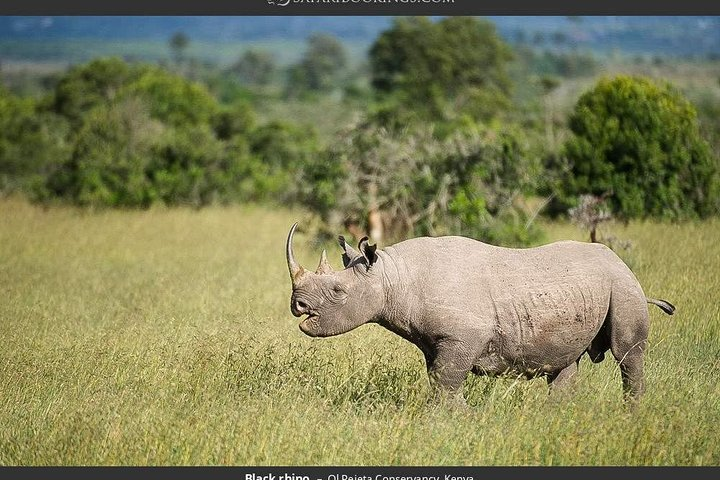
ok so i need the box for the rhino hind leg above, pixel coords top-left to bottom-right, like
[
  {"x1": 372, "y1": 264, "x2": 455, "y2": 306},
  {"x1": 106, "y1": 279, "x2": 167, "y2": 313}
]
[
  {"x1": 606, "y1": 287, "x2": 650, "y2": 402},
  {"x1": 617, "y1": 348, "x2": 645, "y2": 402}
]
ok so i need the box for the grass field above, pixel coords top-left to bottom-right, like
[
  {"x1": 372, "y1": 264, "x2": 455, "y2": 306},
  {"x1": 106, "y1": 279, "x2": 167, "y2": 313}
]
[{"x1": 0, "y1": 197, "x2": 719, "y2": 465}]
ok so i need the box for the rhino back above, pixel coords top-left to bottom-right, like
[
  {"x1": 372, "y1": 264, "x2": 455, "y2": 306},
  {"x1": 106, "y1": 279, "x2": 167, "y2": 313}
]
[{"x1": 387, "y1": 237, "x2": 627, "y2": 374}]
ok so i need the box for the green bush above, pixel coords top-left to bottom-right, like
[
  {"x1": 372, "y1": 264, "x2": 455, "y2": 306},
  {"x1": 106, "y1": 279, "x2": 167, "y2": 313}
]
[
  {"x1": 46, "y1": 97, "x2": 163, "y2": 207},
  {"x1": 444, "y1": 126, "x2": 544, "y2": 246},
  {"x1": 560, "y1": 75, "x2": 720, "y2": 219},
  {"x1": 122, "y1": 66, "x2": 220, "y2": 127},
  {"x1": 45, "y1": 96, "x2": 266, "y2": 208},
  {"x1": 246, "y1": 121, "x2": 321, "y2": 203},
  {"x1": 0, "y1": 87, "x2": 71, "y2": 196},
  {"x1": 52, "y1": 58, "x2": 144, "y2": 127},
  {"x1": 148, "y1": 125, "x2": 231, "y2": 207},
  {"x1": 212, "y1": 101, "x2": 256, "y2": 140}
]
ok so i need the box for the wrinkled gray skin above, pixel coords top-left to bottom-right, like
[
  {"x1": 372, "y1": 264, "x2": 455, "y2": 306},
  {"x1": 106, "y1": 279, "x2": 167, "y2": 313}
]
[{"x1": 286, "y1": 223, "x2": 675, "y2": 404}]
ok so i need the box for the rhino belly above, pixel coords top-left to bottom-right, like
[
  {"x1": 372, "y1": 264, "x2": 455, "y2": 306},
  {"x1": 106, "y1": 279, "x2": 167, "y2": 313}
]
[{"x1": 485, "y1": 279, "x2": 610, "y2": 375}]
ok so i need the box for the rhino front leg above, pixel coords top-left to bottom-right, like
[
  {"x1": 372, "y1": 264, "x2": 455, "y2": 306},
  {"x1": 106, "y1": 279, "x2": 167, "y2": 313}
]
[
  {"x1": 546, "y1": 359, "x2": 580, "y2": 397},
  {"x1": 425, "y1": 341, "x2": 474, "y2": 407}
]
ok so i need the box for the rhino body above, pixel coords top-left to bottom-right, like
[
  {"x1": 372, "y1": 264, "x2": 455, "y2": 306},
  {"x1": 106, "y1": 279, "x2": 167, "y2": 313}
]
[{"x1": 286, "y1": 224, "x2": 674, "y2": 403}]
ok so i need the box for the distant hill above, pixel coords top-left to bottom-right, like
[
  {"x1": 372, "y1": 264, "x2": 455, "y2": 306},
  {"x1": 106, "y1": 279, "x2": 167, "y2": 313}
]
[
  {"x1": 0, "y1": 17, "x2": 395, "y2": 41},
  {"x1": 1, "y1": 16, "x2": 719, "y2": 59}
]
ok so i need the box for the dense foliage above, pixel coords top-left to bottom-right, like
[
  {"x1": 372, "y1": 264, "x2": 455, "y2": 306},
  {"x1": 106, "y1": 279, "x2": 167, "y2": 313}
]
[
  {"x1": 3, "y1": 16, "x2": 720, "y2": 247},
  {"x1": 2, "y1": 58, "x2": 320, "y2": 208},
  {"x1": 287, "y1": 33, "x2": 348, "y2": 95},
  {"x1": 559, "y1": 75, "x2": 720, "y2": 219},
  {"x1": 369, "y1": 17, "x2": 513, "y2": 126},
  {"x1": 299, "y1": 122, "x2": 544, "y2": 246},
  {"x1": 0, "y1": 86, "x2": 71, "y2": 194},
  {"x1": 230, "y1": 50, "x2": 276, "y2": 86}
]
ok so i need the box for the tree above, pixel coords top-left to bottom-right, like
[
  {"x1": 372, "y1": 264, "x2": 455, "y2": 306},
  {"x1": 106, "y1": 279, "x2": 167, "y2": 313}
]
[
  {"x1": 231, "y1": 49, "x2": 276, "y2": 86},
  {"x1": 148, "y1": 124, "x2": 232, "y2": 207},
  {"x1": 169, "y1": 32, "x2": 190, "y2": 65},
  {"x1": 287, "y1": 33, "x2": 347, "y2": 94},
  {"x1": 212, "y1": 101, "x2": 256, "y2": 141},
  {"x1": 568, "y1": 193, "x2": 612, "y2": 243},
  {"x1": 560, "y1": 75, "x2": 720, "y2": 219},
  {"x1": 52, "y1": 57, "x2": 143, "y2": 126},
  {"x1": 3, "y1": 56, "x2": 328, "y2": 209},
  {"x1": 246, "y1": 121, "x2": 321, "y2": 202},
  {"x1": 368, "y1": 16, "x2": 513, "y2": 125},
  {"x1": 551, "y1": 31, "x2": 568, "y2": 46},
  {"x1": 51, "y1": 58, "x2": 219, "y2": 129},
  {"x1": 0, "y1": 87, "x2": 71, "y2": 195},
  {"x1": 47, "y1": 97, "x2": 164, "y2": 207},
  {"x1": 122, "y1": 66, "x2": 220, "y2": 127}
]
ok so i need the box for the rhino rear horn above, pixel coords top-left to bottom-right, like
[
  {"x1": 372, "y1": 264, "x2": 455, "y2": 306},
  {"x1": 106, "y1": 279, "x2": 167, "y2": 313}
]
[{"x1": 315, "y1": 249, "x2": 333, "y2": 275}]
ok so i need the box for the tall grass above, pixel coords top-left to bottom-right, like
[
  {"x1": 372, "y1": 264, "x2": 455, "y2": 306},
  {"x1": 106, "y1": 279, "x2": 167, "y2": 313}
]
[{"x1": 0, "y1": 197, "x2": 718, "y2": 465}]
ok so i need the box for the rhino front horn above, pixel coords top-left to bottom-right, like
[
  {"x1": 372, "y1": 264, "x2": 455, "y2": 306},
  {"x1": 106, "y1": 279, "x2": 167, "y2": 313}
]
[{"x1": 286, "y1": 222, "x2": 305, "y2": 287}]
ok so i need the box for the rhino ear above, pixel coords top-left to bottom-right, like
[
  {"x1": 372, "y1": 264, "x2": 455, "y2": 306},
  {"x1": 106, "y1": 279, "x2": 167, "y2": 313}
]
[
  {"x1": 338, "y1": 235, "x2": 362, "y2": 268},
  {"x1": 358, "y1": 236, "x2": 378, "y2": 268}
]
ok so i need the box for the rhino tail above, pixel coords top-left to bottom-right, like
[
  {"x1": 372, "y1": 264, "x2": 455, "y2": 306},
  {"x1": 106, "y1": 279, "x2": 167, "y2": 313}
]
[{"x1": 646, "y1": 297, "x2": 676, "y2": 315}]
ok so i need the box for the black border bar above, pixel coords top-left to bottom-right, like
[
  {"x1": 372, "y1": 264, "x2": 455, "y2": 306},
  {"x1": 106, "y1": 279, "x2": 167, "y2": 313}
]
[{"x1": 1, "y1": 1, "x2": 720, "y2": 15}]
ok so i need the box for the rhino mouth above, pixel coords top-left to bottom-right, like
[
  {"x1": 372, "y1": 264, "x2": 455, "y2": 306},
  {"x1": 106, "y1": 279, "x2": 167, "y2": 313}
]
[{"x1": 299, "y1": 313, "x2": 321, "y2": 337}]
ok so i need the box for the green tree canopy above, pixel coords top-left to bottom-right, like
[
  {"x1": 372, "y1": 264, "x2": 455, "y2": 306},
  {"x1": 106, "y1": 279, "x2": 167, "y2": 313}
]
[
  {"x1": 0, "y1": 86, "x2": 71, "y2": 194},
  {"x1": 52, "y1": 57, "x2": 143, "y2": 126},
  {"x1": 47, "y1": 97, "x2": 163, "y2": 207},
  {"x1": 231, "y1": 49, "x2": 276, "y2": 86},
  {"x1": 122, "y1": 66, "x2": 220, "y2": 127},
  {"x1": 169, "y1": 31, "x2": 190, "y2": 64},
  {"x1": 561, "y1": 75, "x2": 720, "y2": 219},
  {"x1": 369, "y1": 16, "x2": 514, "y2": 124},
  {"x1": 287, "y1": 33, "x2": 347, "y2": 94},
  {"x1": 50, "y1": 58, "x2": 219, "y2": 129}
]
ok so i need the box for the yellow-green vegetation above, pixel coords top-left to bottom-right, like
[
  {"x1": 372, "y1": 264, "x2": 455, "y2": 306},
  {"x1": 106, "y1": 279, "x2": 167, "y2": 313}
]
[{"x1": 0, "y1": 197, "x2": 718, "y2": 465}]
